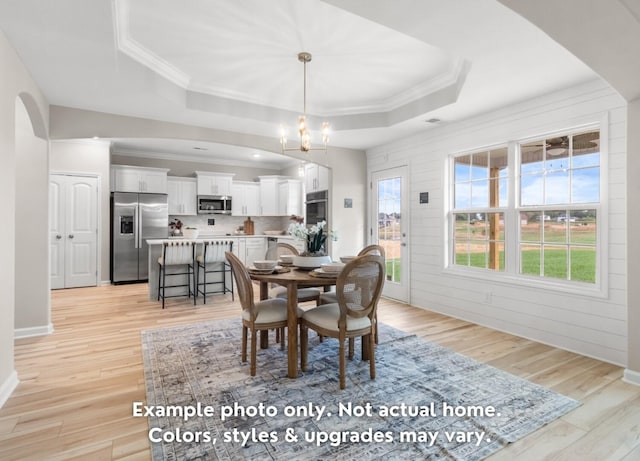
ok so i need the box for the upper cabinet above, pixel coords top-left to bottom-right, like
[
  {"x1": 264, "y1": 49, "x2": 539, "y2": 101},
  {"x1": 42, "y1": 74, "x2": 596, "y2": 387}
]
[
  {"x1": 258, "y1": 176, "x2": 282, "y2": 216},
  {"x1": 195, "y1": 171, "x2": 234, "y2": 196},
  {"x1": 111, "y1": 165, "x2": 169, "y2": 193},
  {"x1": 232, "y1": 181, "x2": 260, "y2": 216},
  {"x1": 167, "y1": 177, "x2": 197, "y2": 215},
  {"x1": 304, "y1": 163, "x2": 329, "y2": 192},
  {"x1": 278, "y1": 179, "x2": 302, "y2": 217}
]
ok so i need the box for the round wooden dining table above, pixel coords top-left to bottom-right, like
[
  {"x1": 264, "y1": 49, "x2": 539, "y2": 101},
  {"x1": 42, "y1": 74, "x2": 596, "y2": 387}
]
[{"x1": 249, "y1": 268, "x2": 337, "y2": 378}]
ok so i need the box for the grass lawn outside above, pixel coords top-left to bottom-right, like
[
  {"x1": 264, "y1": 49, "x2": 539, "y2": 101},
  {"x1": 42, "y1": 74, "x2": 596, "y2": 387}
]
[{"x1": 455, "y1": 248, "x2": 595, "y2": 282}]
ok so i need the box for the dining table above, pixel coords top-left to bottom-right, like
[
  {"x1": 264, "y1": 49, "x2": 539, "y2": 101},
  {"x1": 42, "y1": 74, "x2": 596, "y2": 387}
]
[{"x1": 249, "y1": 267, "x2": 337, "y2": 378}]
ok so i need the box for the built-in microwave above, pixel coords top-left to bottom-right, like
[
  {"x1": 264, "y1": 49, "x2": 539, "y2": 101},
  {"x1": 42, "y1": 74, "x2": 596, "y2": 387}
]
[{"x1": 197, "y1": 195, "x2": 232, "y2": 214}]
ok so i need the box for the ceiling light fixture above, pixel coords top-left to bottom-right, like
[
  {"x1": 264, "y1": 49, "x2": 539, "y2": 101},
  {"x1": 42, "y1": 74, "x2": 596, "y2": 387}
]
[{"x1": 280, "y1": 52, "x2": 329, "y2": 154}]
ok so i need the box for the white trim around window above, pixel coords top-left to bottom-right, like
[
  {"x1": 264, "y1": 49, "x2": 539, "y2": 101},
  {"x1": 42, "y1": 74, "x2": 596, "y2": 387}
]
[{"x1": 445, "y1": 115, "x2": 608, "y2": 299}]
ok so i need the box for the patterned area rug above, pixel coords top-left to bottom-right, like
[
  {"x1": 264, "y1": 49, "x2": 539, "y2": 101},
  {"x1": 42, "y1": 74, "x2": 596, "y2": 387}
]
[{"x1": 141, "y1": 318, "x2": 579, "y2": 460}]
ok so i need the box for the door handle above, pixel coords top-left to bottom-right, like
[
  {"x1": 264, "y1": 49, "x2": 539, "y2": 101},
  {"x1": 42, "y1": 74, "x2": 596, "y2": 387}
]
[
  {"x1": 56, "y1": 234, "x2": 62, "y2": 239},
  {"x1": 68, "y1": 234, "x2": 74, "y2": 239},
  {"x1": 401, "y1": 243, "x2": 406, "y2": 247}
]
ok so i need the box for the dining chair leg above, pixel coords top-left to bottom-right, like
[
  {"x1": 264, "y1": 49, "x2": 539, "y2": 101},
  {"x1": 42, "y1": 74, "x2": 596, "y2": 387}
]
[
  {"x1": 241, "y1": 326, "x2": 248, "y2": 362},
  {"x1": 339, "y1": 337, "x2": 346, "y2": 390},
  {"x1": 279, "y1": 327, "x2": 285, "y2": 351},
  {"x1": 362, "y1": 334, "x2": 370, "y2": 361},
  {"x1": 374, "y1": 315, "x2": 379, "y2": 344},
  {"x1": 348, "y1": 337, "x2": 355, "y2": 360},
  {"x1": 369, "y1": 332, "x2": 376, "y2": 380},
  {"x1": 300, "y1": 326, "x2": 308, "y2": 372},
  {"x1": 250, "y1": 329, "x2": 258, "y2": 376}
]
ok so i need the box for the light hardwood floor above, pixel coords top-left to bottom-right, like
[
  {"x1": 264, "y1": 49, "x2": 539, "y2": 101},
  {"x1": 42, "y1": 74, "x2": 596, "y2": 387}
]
[{"x1": 1, "y1": 283, "x2": 639, "y2": 460}]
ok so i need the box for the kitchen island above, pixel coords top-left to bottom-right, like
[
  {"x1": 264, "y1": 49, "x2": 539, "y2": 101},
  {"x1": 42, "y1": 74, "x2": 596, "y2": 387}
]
[{"x1": 146, "y1": 234, "x2": 298, "y2": 301}]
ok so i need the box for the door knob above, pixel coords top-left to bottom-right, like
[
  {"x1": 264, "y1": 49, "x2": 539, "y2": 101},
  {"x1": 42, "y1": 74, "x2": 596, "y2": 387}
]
[
  {"x1": 56, "y1": 234, "x2": 62, "y2": 239},
  {"x1": 68, "y1": 234, "x2": 74, "y2": 239}
]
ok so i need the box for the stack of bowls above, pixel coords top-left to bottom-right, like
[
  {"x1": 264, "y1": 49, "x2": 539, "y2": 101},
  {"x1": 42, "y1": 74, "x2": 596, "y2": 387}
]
[{"x1": 253, "y1": 260, "x2": 277, "y2": 271}]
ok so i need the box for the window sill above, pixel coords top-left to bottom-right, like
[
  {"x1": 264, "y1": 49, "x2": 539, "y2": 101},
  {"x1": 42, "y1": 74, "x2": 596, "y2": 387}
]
[{"x1": 443, "y1": 265, "x2": 607, "y2": 299}]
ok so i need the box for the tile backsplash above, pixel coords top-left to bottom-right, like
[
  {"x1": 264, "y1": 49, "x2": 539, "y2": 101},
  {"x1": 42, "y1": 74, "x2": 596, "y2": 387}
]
[{"x1": 169, "y1": 214, "x2": 291, "y2": 236}]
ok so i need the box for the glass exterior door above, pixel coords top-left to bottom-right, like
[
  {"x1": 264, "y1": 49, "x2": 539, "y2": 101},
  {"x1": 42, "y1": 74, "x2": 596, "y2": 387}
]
[{"x1": 371, "y1": 166, "x2": 408, "y2": 302}]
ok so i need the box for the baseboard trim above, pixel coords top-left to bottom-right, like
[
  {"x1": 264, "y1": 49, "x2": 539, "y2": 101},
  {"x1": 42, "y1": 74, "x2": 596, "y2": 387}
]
[
  {"x1": 99, "y1": 280, "x2": 111, "y2": 286},
  {"x1": 0, "y1": 370, "x2": 19, "y2": 409},
  {"x1": 623, "y1": 369, "x2": 640, "y2": 387},
  {"x1": 14, "y1": 323, "x2": 54, "y2": 339}
]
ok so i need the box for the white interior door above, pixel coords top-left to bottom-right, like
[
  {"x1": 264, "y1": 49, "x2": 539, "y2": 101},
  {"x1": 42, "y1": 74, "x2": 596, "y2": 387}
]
[
  {"x1": 371, "y1": 166, "x2": 409, "y2": 302},
  {"x1": 50, "y1": 174, "x2": 98, "y2": 289},
  {"x1": 49, "y1": 176, "x2": 65, "y2": 289}
]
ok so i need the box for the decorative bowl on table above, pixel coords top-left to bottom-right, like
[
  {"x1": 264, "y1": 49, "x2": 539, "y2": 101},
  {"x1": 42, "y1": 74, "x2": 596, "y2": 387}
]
[
  {"x1": 293, "y1": 255, "x2": 332, "y2": 270},
  {"x1": 253, "y1": 260, "x2": 278, "y2": 270},
  {"x1": 321, "y1": 262, "x2": 345, "y2": 273},
  {"x1": 340, "y1": 256, "x2": 357, "y2": 263}
]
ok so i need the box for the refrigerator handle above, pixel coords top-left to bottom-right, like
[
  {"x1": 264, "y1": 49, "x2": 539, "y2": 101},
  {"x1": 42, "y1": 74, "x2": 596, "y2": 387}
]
[{"x1": 134, "y1": 205, "x2": 140, "y2": 249}]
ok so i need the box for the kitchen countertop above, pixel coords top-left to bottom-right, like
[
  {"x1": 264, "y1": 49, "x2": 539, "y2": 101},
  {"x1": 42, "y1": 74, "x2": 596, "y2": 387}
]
[{"x1": 147, "y1": 234, "x2": 293, "y2": 245}]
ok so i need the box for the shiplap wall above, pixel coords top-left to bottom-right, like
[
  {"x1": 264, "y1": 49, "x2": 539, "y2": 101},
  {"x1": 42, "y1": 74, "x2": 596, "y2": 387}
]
[{"x1": 367, "y1": 80, "x2": 627, "y2": 365}]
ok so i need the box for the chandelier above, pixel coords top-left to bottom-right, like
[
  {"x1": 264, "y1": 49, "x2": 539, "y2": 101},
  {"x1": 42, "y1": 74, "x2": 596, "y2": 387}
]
[{"x1": 280, "y1": 52, "x2": 329, "y2": 153}]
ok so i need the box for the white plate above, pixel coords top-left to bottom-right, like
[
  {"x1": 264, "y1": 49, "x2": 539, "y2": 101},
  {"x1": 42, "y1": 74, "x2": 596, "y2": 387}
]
[
  {"x1": 249, "y1": 266, "x2": 283, "y2": 274},
  {"x1": 310, "y1": 269, "x2": 339, "y2": 278},
  {"x1": 248, "y1": 266, "x2": 275, "y2": 274}
]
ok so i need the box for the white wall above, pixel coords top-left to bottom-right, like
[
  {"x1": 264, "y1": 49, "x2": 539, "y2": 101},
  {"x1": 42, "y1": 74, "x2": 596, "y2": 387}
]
[
  {"x1": 50, "y1": 140, "x2": 111, "y2": 284},
  {"x1": 0, "y1": 29, "x2": 49, "y2": 408},
  {"x1": 626, "y1": 98, "x2": 640, "y2": 381},
  {"x1": 368, "y1": 80, "x2": 627, "y2": 365},
  {"x1": 15, "y1": 97, "x2": 50, "y2": 336}
]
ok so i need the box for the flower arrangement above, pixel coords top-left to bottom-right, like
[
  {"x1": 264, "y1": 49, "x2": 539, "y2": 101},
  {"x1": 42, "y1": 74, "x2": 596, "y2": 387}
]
[
  {"x1": 288, "y1": 220, "x2": 337, "y2": 255},
  {"x1": 169, "y1": 218, "x2": 183, "y2": 234}
]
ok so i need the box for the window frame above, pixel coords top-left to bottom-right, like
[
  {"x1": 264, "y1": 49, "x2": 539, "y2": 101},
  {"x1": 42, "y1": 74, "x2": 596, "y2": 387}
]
[{"x1": 446, "y1": 120, "x2": 608, "y2": 297}]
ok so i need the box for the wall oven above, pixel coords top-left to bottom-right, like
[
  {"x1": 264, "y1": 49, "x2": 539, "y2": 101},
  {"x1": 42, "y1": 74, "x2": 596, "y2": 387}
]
[
  {"x1": 197, "y1": 195, "x2": 232, "y2": 214},
  {"x1": 305, "y1": 190, "x2": 328, "y2": 226}
]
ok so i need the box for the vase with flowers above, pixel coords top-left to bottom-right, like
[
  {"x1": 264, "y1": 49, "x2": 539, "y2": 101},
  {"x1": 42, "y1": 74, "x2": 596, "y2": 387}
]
[
  {"x1": 169, "y1": 218, "x2": 183, "y2": 236},
  {"x1": 288, "y1": 220, "x2": 337, "y2": 269}
]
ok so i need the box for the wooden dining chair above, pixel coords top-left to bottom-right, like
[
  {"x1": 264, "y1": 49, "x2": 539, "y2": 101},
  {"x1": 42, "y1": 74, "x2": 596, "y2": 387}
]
[
  {"x1": 300, "y1": 254, "x2": 385, "y2": 389},
  {"x1": 225, "y1": 251, "x2": 303, "y2": 376},
  {"x1": 319, "y1": 244, "x2": 386, "y2": 343}
]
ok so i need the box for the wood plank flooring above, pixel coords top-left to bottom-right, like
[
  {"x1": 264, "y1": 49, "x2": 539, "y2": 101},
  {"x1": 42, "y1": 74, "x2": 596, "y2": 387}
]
[{"x1": 0, "y1": 283, "x2": 638, "y2": 460}]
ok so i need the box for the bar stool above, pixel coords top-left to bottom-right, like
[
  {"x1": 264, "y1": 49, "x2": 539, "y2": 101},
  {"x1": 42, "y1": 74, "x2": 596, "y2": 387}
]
[
  {"x1": 157, "y1": 240, "x2": 196, "y2": 309},
  {"x1": 196, "y1": 240, "x2": 234, "y2": 303}
]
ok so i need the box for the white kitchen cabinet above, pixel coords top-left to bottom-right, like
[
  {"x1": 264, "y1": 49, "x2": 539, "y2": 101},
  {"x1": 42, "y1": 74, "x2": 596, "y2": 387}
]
[
  {"x1": 278, "y1": 179, "x2": 302, "y2": 216},
  {"x1": 232, "y1": 181, "x2": 260, "y2": 216},
  {"x1": 111, "y1": 165, "x2": 169, "y2": 193},
  {"x1": 195, "y1": 171, "x2": 234, "y2": 196},
  {"x1": 167, "y1": 177, "x2": 197, "y2": 215},
  {"x1": 304, "y1": 163, "x2": 329, "y2": 192},
  {"x1": 233, "y1": 237, "x2": 266, "y2": 265},
  {"x1": 259, "y1": 176, "x2": 284, "y2": 216}
]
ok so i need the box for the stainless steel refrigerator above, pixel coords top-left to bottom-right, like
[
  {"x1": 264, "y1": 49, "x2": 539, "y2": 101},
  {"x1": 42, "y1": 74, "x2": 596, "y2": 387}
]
[{"x1": 111, "y1": 192, "x2": 168, "y2": 283}]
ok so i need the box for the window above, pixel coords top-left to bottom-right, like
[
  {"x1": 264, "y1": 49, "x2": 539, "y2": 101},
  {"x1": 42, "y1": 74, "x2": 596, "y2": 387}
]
[
  {"x1": 450, "y1": 128, "x2": 600, "y2": 284},
  {"x1": 518, "y1": 130, "x2": 599, "y2": 282},
  {"x1": 453, "y1": 148, "x2": 508, "y2": 271}
]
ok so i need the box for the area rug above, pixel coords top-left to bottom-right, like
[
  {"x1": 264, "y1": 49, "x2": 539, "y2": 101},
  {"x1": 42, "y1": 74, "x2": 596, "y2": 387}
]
[{"x1": 141, "y1": 318, "x2": 579, "y2": 460}]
